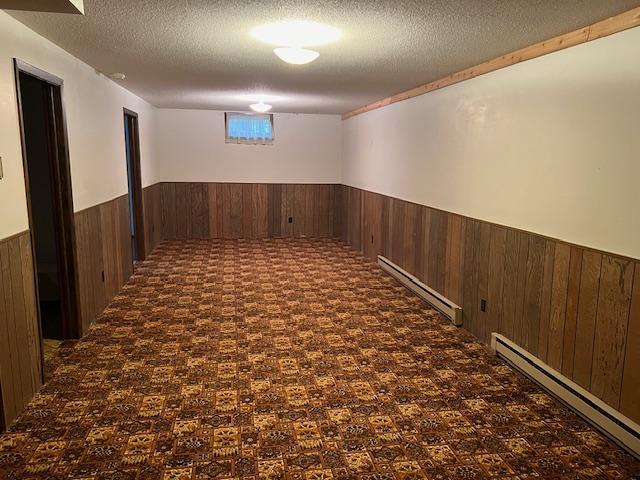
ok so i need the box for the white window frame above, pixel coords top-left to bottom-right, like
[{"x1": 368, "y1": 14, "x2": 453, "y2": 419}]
[{"x1": 225, "y1": 112, "x2": 274, "y2": 145}]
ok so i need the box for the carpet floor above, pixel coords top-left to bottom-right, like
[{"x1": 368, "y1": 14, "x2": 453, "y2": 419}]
[{"x1": 0, "y1": 238, "x2": 638, "y2": 480}]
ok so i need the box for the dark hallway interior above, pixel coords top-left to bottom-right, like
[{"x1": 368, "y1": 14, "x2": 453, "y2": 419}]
[{"x1": 19, "y1": 71, "x2": 63, "y2": 340}]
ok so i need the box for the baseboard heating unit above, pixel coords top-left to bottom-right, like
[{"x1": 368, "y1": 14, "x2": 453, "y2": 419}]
[
  {"x1": 377, "y1": 255, "x2": 462, "y2": 326},
  {"x1": 492, "y1": 333, "x2": 640, "y2": 458}
]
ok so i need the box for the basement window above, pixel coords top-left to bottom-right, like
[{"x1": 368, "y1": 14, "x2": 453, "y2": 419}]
[{"x1": 225, "y1": 112, "x2": 274, "y2": 145}]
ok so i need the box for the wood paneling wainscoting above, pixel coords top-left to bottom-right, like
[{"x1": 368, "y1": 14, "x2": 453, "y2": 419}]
[
  {"x1": 159, "y1": 183, "x2": 342, "y2": 239},
  {"x1": 4, "y1": 183, "x2": 638, "y2": 429},
  {"x1": 1, "y1": 194, "x2": 135, "y2": 429},
  {"x1": 74, "y1": 194, "x2": 133, "y2": 334},
  {"x1": 339, "y1": 185, "x2": 640, "y2": 423},
  {"x1": 0, "y1": 231, "x2": 42, "y2": 429}
]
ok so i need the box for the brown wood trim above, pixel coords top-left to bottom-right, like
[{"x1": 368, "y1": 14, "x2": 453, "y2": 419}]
[
  {"x1": 0, "y1": 379, "x2": 4, "y2": 432},
  {"x1": 48, "y1": 77, "x2": 82, "y2": 340},
  {"x1": 13, "y1": 59, "x2": 63, "y2": 86},
  {"x1": 124, "y1": 109, "x2": 146, "y2": 261},
  {"x1": 342, "y1": 184, "x2": 639, "y2": 264},
  {"x1": 14, "y1": 59, "x2": 82, "y2": 341},
  {"x1": 342, "y1": 7, "x2": 640, "y2": 120}
]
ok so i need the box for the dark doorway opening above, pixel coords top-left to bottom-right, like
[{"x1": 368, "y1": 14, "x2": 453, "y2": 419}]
[
  {"x1": 14, "y1": 59, "x2": 80, "y2": 343},
  {"x1": 123, "y1": 109, "x2": 145, "y2": 264}
]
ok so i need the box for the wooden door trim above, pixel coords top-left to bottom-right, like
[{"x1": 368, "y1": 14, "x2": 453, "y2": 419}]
[
  {"x1": 14, "y1": 59, "x2": 63, "y2": 86},
  {"x1": 123, "y1": 108, "x2": 146, "y2": 261},
  {"x1": 123, "y1": 107, "x2": 138, "y2": 118},
  {"x1": 13, "y1": 59, "x2": 82, "y2": 344}
]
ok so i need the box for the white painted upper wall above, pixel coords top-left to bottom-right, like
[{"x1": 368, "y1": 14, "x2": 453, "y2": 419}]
[
  {"x1": 342, "y1": 27, "x2": 640, "y2": 260},
  {"x1": 0, "y1": 11, "x2": 158, "y2": 240},
  {"x1": 157, "y1": 109, "x2": 341, "y2": 184}
]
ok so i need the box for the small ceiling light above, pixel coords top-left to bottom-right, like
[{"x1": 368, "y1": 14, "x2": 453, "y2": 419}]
[
  {"x1": 273, "y1": 47, "x2": 320, "y2": 65},
  {"x1": 108, "y1": 72, "x2": 126, "y2": 80},
  {"x1": 238, "y1": 93, "x2": 282, "y2": 103},
  {"x1": 252, "y1": 21, "x2": 341, "y2": 47},
  {"x1": 250, "y1": 101, "x2": 272, "y2": 113}
]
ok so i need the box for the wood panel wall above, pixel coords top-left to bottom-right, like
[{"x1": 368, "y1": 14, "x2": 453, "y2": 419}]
[
  {"x1": 0, "y1": 231, "x2": 42, "y2": 429},
  {"x1": 340, "y1": 185, "x2": 640, "y2": 423},
  {"x1": 74, "y1": 194, "x2": 133, "y2": 334},
  {"x1": 160, "y1": 183, "x2": 342, "y2": 239}
]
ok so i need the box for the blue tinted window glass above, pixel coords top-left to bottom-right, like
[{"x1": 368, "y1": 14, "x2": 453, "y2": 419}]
[{"x1": 227, "y1": 114, "x2": 273, "y2": 139}]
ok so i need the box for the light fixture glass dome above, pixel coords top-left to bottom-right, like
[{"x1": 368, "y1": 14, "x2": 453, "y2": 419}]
[
  {"x1": 250, "y1": 101, "x2": 272, "y2": 113},
  {"x1": 273, "y1": 47, "x2": 320, "y2": 65},
  {"x1": 252, "y1": 21, "x2": 341, "y2": 47}
]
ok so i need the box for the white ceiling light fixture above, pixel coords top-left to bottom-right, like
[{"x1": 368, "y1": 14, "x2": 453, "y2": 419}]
[
  {"x1": 250, "y1": 101, "x2": 272, "y2": 113},
  {"x1": 252, "y1": 20, "x2": 341, "y2": 47},
  {"x1": 252, "y1": 20, "x2": 341, "y2": 65},
  {"x1": 238, "y1": 93, "x2": 283, "y2": 103},
  {"x1": 273, "y1": 47, "x2": 320, "y2": 65}
]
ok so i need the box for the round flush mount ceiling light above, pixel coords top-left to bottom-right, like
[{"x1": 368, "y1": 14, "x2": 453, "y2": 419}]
[
  {"x1": 252, "y1": 20, "x2": 341, "y2": 65},
  {"x1": 252, "y1": 20, "x2": 341, "y2": 47},
  {"x1": 250, "y1": 101, "x2": 272, "y2": 113},
  {"x1": 273, "y1": 47, "x2": 320, "y2": 65},
  {"x1": 238, "y1": 93, "x2": 282, "y2": 103}
]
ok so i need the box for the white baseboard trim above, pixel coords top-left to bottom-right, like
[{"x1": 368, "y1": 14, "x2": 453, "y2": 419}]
[
  {"x1": 492, "y1": 333, "x2": 640, "y2": 458},
  {"x1": 377, "y1": 255, "x2": 462, "y2": 326}
]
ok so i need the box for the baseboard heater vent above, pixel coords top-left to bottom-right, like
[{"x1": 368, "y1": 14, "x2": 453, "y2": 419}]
[
  {"x1": 377, "y1": 255, "x2": 462, "y2": 326},
  {"x1": 492, "y1": 333, "x2": 640, "y2": 458}
]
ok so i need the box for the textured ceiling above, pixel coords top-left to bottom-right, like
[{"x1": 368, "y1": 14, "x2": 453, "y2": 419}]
[{"x1": 7, "y1": 0, "x2": 640, "y2": 114}]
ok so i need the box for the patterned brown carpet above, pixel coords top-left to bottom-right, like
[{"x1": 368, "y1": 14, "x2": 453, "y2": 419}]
[{"x1": 0, "y1": 238, "x2": 638, "y2": 480}]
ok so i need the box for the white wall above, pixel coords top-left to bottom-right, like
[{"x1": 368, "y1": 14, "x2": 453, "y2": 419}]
[
  {"x1": 157, "y1": 109, "x2": 341, "y2": 184},
  {"x1": 0, "y1": 11, "x2": 158, "y2": 240},
  {"x1": 342, "y1": 27, "x2": 640, "y2": 260}
]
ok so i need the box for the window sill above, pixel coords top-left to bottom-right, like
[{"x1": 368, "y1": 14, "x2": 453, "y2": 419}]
[{"x1": 225, "y1": 138, "x2": 274, "y2": 146}]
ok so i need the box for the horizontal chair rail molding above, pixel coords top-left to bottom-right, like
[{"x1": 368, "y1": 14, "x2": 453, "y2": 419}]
[
  {"x1": 492, "y1": 333, "x2": 640, "y2": 458},
  {"x1": 378, "y1": 255, "x2": 462, "y2": 326},
  {"x1": 342, "y1": 6, "x2": 640, "y2": 119}
]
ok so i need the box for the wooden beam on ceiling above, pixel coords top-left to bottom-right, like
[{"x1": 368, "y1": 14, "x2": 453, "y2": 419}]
[{"x1": 342, "y1": 6, "x2": 640, "y2": 120}]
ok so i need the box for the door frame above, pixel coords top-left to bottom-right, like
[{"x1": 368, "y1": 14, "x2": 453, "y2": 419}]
[
  {"x1": 123, "y1": 108, "x2": 146, "y2": 262},
  {"x1": 13, "y1": 59, "x2": 82, "y2": 342}
]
